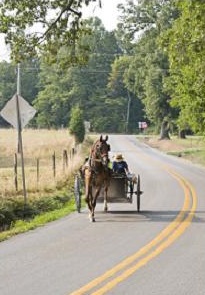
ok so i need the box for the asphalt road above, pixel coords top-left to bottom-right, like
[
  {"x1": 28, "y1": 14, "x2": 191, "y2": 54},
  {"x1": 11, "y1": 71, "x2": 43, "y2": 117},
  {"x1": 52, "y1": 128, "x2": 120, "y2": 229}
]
[{"x1": 0, "y1": 134, "x2": 204, "y2": 295}]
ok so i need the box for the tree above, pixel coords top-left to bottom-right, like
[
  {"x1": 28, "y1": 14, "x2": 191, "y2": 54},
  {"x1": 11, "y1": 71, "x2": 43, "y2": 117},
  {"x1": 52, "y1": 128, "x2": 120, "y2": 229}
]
[
  {"x1": 107, "y1": 55, "x2": 145, "y2": 133},
  {"x1": 34, "y1": 17, "x2": 123, "y2": 132},
  {"x1": 33, "y1": 61, "x2": 72, "y2": 128},
  {"x1": 117, "y1": 0, "x2": 179, "y2": 137},
  {"x1": 161, "y1": 0, "x2": 205, "y2": 134},
  {"x1": 0, "y1": 0, "x2": 102, "y2": 62},
  {"x1": 0, "y1": 61, "x2": 16, "y2": 126},
  {"x1": 69, "y1": 105, "x2": 85, "y2": 144}
]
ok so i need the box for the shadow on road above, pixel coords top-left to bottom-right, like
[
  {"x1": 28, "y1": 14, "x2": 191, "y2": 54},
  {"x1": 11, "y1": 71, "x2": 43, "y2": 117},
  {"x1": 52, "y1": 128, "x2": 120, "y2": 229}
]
[{"x1": 84, "y1": 210, "x2": 205, "y2": 223}]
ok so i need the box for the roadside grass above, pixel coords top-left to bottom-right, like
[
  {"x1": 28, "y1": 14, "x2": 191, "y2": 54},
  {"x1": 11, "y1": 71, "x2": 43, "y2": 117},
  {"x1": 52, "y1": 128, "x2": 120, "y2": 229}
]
[
  {"x1": 168, "y1": 149, "x2": 205, "y2": 166},
  {"x1": 139, "y1": 134, "x2": 205, "y2": 166},
  {"x1": 0, "y1": 128, "x2": 75, "y2": 196},
  {"x1": 0, "y1": 199, "x2": 76, "y2": 242},
  {"x1": 0, "y1": 129, "x2": 93, "y2": 241}
]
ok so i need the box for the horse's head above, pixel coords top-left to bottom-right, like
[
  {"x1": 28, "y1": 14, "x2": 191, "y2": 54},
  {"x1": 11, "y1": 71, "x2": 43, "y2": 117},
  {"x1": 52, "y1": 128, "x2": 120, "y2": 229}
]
[{"x1": 92, "y1": 135, "x2": 110, "y2": 168}]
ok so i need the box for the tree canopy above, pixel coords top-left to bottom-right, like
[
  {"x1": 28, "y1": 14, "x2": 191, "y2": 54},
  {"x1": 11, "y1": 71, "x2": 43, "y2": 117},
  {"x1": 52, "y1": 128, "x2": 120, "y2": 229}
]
[
  {"x1": 1, "y1": 1, "x2": 205, "y2": 137},
  {"x1": 161, "y1": 0, "x2": 205, "y2": 134},
  {"x1": 0, "y1": 0, "x2": 101, "y2": 63}
]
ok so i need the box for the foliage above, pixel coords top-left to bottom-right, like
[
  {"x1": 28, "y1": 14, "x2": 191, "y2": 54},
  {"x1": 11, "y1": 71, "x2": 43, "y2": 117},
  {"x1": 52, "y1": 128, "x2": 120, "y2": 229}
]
[
  {"x1": 0, "y1": 191, "x2": 72, "y2": 231},
  {"x1": 33, "y1": 62, "x2": 72, "y2": 128},
  {"x1": 69, "y1": 105, "x2": 85, "y2": 144},
  {"x1": 161, "y1": 0, "x2": 205, "y2": 134},
  {"x1": 107, "y1": 55, "x2": 145, "y2": 133},
  {"x1": 0, "y1": 61, "x2": 16, "y2": 126},
  {"x1": 0, "y1": 59, "x2": 39, "y2": 127},
  {"x1": 2, "y1": 1, "x2": 205, "y2": 136},
  {"x1": 0, "y1": 0, "x2": 102, "y2": 63},
  {"x1": 33, "y1": 17, "x2": 124, "y2": 132},
  {"x1": 117, "y1": 0, "x2": 179, "y2": 136},
  {"x1": 0, "y1": 197, "x2": 77, "y2": 242}
]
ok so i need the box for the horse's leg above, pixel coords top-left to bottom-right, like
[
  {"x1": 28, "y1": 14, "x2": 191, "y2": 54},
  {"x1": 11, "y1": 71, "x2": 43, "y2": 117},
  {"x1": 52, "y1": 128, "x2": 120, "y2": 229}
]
[
  {"x1": 103, "y1": 176, "x2": 110, "y2": 212},
  {"x1": 84, "y1": 185, "x2": 91, "y2": 216},
  {"x1": 103, "y1": 185, "x2": 108, "y2": 212},
  {"x1": 90, "y1": 185, "x2": 102, "y2": 222},
  {"x1": 84, "y1": 171, "x2": 94, "y2": 221}
]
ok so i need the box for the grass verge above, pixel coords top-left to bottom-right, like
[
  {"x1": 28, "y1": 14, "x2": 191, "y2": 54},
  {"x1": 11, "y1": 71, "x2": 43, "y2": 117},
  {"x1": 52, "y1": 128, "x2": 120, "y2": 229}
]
[{"x1": 0, "y1": 198, "x2": 76, "y2": 242}]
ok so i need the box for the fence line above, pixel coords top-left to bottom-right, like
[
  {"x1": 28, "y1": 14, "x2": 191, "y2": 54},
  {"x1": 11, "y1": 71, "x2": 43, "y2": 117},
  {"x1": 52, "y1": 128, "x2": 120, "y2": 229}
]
[{"x1": 11, "y1": 147, "x2": 78, "y2": 193}]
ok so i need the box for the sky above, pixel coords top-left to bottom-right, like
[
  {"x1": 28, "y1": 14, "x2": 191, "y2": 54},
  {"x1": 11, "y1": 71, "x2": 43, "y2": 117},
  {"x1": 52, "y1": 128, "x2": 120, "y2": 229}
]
[{"x1": 0, "y1": 0, "x2": 126, "y2": 62}]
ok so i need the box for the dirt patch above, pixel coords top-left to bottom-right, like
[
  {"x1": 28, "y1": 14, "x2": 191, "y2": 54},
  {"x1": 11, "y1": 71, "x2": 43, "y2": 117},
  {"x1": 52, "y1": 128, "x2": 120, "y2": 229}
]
[{"x1": 143, "y1": 137, "x2": 185, "y2": 153}]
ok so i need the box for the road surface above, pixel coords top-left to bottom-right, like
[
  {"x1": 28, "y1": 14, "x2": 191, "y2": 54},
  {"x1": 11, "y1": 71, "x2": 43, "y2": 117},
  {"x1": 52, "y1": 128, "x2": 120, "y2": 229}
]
[{"x1": 0, "y1": 134, "x2": 204, "y2": 295}]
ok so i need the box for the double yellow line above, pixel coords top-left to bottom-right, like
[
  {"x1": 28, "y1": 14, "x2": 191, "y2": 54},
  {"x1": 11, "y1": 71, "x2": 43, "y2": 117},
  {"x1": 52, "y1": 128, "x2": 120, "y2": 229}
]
[{"x1": 70, "y1": 168, "x2": 197, "y2": 295}]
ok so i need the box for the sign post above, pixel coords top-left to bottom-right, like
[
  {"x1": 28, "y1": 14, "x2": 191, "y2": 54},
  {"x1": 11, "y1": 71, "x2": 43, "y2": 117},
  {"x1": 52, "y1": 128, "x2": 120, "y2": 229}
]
[{"x1": 0, "y1": 64, "x2": 36, "y2": 211}]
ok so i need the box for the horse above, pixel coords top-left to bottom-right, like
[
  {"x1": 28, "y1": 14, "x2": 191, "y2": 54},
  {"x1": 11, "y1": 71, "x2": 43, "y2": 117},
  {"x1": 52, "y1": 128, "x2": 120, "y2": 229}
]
[{"x1": 83, "y1": 135, "x2": 111, "y2": 222}]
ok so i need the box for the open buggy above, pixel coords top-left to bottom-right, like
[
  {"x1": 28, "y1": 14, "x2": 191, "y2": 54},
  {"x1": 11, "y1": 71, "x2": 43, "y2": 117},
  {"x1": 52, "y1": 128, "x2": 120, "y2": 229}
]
[
  {"x1": 74, "y1": 171, "x2": 142, "y2": 214},
  {"x1": 74, "y1": 135, "x2": 142, "y2": 222}
]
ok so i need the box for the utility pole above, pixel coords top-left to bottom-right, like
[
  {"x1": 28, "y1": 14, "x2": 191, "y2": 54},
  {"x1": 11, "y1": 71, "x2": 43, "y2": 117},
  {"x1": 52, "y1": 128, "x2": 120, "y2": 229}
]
[
  {"x1": 125, "y1": 90, "x2": 131, "y2": 133},
  {"x1": 16, "y1": 63, "x2": 27, "y2": 208}
]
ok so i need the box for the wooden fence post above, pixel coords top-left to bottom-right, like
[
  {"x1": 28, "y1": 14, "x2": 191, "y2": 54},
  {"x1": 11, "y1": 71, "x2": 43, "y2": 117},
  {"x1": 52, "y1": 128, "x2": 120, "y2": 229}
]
[
  {"x1": 14, "y1": 153, "x2": 18, "y2": 191},
  {"x1": 37, "y1": 158, "x2": 39, "y2": 187},
  {"x1": 63, "y1": 149, "x2": 68, "y2": 172},
  {"x1": 52, "y1": 152, "x2": 56, "y2": 178}
]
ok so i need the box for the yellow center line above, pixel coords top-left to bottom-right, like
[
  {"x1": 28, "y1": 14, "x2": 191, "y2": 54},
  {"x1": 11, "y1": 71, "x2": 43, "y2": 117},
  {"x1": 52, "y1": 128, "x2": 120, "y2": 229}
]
[
  {"x1": 70, "y1": 168, "x2": 197, "y2": 295},
  {"x1": 91, "y1": 170, "x2": 197, "y2": 295}
]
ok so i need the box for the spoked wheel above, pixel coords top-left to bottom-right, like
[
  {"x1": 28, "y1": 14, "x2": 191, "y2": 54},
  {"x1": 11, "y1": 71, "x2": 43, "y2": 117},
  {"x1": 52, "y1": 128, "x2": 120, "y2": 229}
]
[
  {"x1": 74, "y1": 174, "x2": 81, "y2": 213},
  {"x1": 129, "y1": 181, "x2": 134, "y2": 203},
  {"x1": 136, "y1": 174, "x2": 142, "y2": 212}
]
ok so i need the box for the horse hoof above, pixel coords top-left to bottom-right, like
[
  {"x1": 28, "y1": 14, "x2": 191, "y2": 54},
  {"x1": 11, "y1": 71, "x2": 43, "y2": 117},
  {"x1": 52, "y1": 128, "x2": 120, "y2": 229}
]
[
  {"x1": 104, "y1": 207, "x2": 108, "y2": 212},
  {"x1": 89, "y1": 214, "x2": 95, "y2": 222}
]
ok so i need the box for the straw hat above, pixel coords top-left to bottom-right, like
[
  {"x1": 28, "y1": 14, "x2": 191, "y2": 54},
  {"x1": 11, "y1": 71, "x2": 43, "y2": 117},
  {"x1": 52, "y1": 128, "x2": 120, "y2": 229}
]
[{"x1": 114, "y1": 153, "x2": 124, "y2": 162}]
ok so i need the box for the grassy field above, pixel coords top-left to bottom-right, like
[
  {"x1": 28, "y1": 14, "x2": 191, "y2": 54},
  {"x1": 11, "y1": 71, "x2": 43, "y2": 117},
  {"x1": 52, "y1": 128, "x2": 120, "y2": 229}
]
[
  {"x1": 0, "y1": 128, "x2": 86, "y2": 197},
  {"x1": 140, "y1": 135, "x2": 205, "y2": 167},
  {"x1": 0, "y1": 128, "x2": 93, "y2": 241}
]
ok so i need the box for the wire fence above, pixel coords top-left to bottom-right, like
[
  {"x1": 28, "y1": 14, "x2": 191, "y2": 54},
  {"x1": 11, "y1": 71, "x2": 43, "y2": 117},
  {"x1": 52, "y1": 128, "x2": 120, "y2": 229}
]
[{"x1": 0, "y1": 146, "x2": 80, "y2": 197}]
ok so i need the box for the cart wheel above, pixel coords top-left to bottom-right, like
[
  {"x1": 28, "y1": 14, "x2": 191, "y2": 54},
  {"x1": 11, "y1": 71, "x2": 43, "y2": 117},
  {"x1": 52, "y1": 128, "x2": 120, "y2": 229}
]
[
  {"x1": 136, "y1": 175, "x2": 141, "y2": 212},
  {"x1": 129, "y1": 181, "x2": 134, "y2": 203},
  {"x1": 74, "y1": 174, "x2": 81, "y2": 213}
]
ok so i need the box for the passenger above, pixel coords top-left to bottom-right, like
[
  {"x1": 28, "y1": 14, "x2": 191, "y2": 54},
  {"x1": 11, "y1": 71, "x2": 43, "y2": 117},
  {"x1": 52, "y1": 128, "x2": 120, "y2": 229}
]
[
  {"x1": 112, "y1": 153, "x2": 137, "y2": 183},
  {"x1": 112, "y1": 153, "x2": 130, "y2": 174}
]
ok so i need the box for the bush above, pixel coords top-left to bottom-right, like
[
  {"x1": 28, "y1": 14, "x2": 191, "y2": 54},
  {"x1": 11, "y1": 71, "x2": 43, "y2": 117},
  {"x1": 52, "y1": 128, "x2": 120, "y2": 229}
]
[{"x1": 69, "y1": 105, "x2": 85, "y2": 144}]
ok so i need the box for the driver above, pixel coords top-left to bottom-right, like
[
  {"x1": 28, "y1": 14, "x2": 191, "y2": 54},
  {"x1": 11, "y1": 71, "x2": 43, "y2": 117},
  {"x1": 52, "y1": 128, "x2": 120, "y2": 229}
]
[
  {"x1": 112, "y1": 153, "x2": 130, "y2": 174},
  {"x1": 112, "y1": 153, "x2": 137, "y2": 183}
]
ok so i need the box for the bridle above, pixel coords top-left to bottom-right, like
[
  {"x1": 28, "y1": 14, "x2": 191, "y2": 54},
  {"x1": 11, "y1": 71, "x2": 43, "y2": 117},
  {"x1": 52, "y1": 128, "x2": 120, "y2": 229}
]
[{"x1": 90, "y1": 136, "x2": 110, "y2": 170}]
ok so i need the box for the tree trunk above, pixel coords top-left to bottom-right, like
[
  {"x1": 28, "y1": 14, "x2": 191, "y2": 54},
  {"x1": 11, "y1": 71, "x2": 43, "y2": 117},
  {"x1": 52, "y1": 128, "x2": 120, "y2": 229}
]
[
  {"x1": 159, "y1": 120, "x2": 170, "y2": 140},
  {"x1": 178, "y1": 129, "x2": 186, "y2": 139}
]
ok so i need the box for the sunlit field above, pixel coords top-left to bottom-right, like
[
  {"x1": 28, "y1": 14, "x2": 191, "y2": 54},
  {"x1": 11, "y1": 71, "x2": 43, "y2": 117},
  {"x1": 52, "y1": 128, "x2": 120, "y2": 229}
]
[{"x1": 0, "y1": 128, "x2": 86, "y2": 197}]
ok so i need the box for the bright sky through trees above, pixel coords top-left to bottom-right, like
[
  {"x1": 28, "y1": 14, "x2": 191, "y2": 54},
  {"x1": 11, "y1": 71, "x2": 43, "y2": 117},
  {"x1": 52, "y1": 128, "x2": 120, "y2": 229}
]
[{"x1": 0, "y1": 0, "x2": 125, "y2": 62}]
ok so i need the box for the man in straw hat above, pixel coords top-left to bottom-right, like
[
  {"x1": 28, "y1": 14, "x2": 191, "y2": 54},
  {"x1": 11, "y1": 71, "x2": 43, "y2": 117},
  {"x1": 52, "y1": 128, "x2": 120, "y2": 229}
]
[
  {"x1": 112, "y1": 153, "x2": 129, "y2": 174},
  {"x1": 112, "y1": 153, "x2": 137, "y2": 183}
]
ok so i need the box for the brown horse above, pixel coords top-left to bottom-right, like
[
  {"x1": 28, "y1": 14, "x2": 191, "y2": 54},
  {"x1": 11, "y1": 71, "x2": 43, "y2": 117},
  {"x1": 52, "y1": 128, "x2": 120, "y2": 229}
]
[{"x1": 84, "y1": 135, "x2": 111, "y2": 222}]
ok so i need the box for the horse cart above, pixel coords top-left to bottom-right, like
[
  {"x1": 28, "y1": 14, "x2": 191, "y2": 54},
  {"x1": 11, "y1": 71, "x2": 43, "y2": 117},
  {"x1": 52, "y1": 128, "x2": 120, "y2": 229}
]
[
  {"x1": 74, "y1": 135, "x2": 142, "y2": 222},
  {"x1": 74, "y1": 171, "x2": 142, "y2": 215}
]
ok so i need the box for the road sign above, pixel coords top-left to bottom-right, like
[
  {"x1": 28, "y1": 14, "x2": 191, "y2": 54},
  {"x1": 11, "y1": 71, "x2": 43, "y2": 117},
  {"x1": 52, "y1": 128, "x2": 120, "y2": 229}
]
[
  {"x1": 138, "y1": 121, "x2": 148, "y2": 129},
  {"x1": 0, "y1": 94, "x2": 36, "y2": 129}
]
